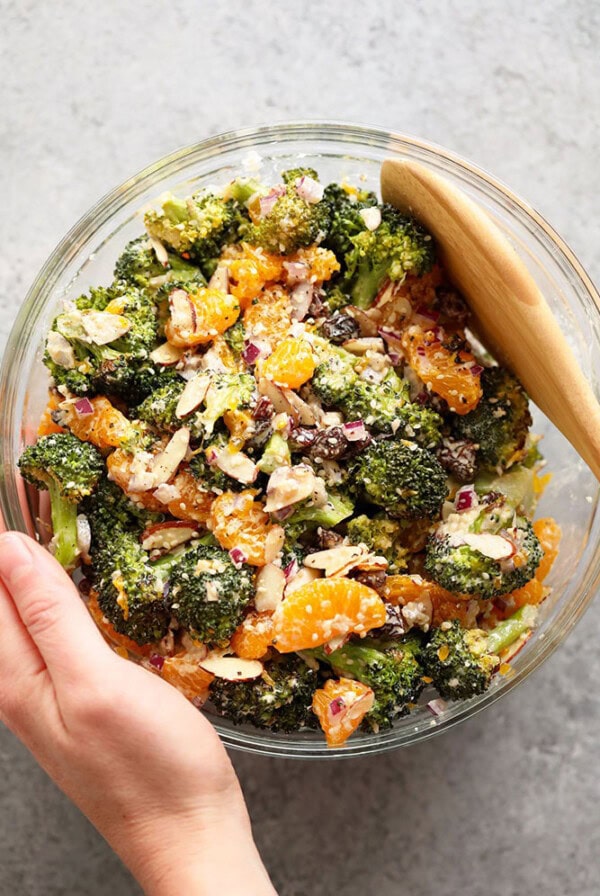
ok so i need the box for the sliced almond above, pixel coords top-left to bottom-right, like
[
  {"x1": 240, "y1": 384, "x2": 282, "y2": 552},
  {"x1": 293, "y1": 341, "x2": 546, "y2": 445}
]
[
  {"x1": 150, "y1": 342, "x2": 184, "y2": 366},
  {"x1": 281, "y1": 388, "x2": 317, "y2": 425},
  {"x1": 285, "y1": 566, "x2": 321, "y2": 595},
  {"x1": 169, "y1": 289, "x2": 197, "y2": 337},
  {"x1": 200, "y1": 655, "x2": 263, "y2": 680},
  {"x1": 401, "y1": 596, "x2": 433, "y2": 632},
  {"x1": 149, "y1": 235, "x2": 169, "y2": 267},
  {"x1": 175, "y1": 373, "x2": 211, "y2": 418},
  {"x1": 264, "y1": 525, "x2": 285, "y2": 564},
  {"x1": 214, "y1": 446, "x2": 258, "y2": 485},
  {"x1": 346, "y1": 306, "x2": 382, "y2": 337},
  {"x1": 460, "y1": 533, "x2": 516, "y2": 560},
  {"x1": 304, "y1": 544, "x2": 367, "y2": 577},
  {"x1": 342, "y1": 337, "x2": 385, "y2": 355},
  {"x1": 359, "y1": 207, "x2": 381, "y2": 231},
  {"x1": 141, "y1": 521, "x2": 199, "y2": 553},
  {"x1": 151, "y1": 428, "x2": 190, "y2": 486},
  {"x1": 257, "y1": 378, "x2": 316, "y2": 425},
  {"x1": 254, "y1": 563, "x2": 286, "y2": 612},
  {"x1": 208, "y1": 264, "x2": 229, "y2": 293},
  {"x1": 81, "y1": 311, "x2": 131, "y2": 345},
  {"x1": 264, "y1": 464, "x2": 321, "y2": 513},
  {"x1": 46, "y1": 330, "x2": 76, "y2": 369}
]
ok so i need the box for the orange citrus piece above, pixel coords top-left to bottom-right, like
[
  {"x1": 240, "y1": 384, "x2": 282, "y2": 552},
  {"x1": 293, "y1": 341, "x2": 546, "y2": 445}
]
[
  {"x1": 230, "y1": 611, "x2": 274, "y2": 659},
  {"x1": 292, "y1": 246, "x2": 340, "y2": 283},
  {"x1": 226, "y1": 245, "x2": 285, "y2": 309},
  {"x1": 312, "y1": 678, "x2": 375, "y2": 747},
  {"x1": 166, "y1": 287, "x2": 240, "y2": 347},
  {"x1": 106, "y1": 449, "x2": 165, "y2": 512},
  {"x1": 272, "y1": 577, "x2": 386, "y2": 652},
  {"x1": 87, "y1": 591, "x2": 154, "y2": 657},
  {"x1": 503, "y1": 577, "x2": 549, "y2": 613},
  {"x1": 208, "y1": 335, "x2": 243, "y2": 372},
  {"x1": 243, "y1": 286, "x2": 291, "y2": 346},
  {"x1": 533, "y1": 517, "x2": 561, "y2": 582},
  {"x1": 383, "y1": 574, "x2": 477, "y2": 628},
  {"x1": 209, "y1": 490, "x2": 273, "y2": 567},
  {"x1": 401, "y1": 325, "x2": 483, "y2": 414},
  {"x1": 37, "y1": 393, "x2": 64, "y2": 437},
  {"x1": 223, "y1": 408, "x2": 255, "y2": 446},
  {"x1": 62, "y1": 396, "x2": 137, "y2": 449},
  {"x1": 168, "y1": 469, "x2": 215, "y2": 524},
  {"x1": 160, "y1": 654, "x2": 214, "y2": 703},
  {"x1": 258, "y1": 337, "x2": 316, "y2": 389}
]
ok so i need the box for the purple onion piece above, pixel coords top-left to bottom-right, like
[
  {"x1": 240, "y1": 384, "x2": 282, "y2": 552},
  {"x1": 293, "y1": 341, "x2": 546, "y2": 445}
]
[
  {"x1": 149, "y1": 654, "x2": 165, "y2": 671},
  {"x1": 74, "y1": 397, "x2": 94, "y2": 416}
]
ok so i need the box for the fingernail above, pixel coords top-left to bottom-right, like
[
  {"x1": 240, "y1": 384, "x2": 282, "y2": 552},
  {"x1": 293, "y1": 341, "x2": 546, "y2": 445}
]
[{"x1": 0, "y1": 532, "x2": 34, "y2": 584}]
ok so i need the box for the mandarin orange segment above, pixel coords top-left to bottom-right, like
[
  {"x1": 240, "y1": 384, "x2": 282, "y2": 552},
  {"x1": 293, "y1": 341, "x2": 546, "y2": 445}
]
[
  {"x1": 87, "y1": 592, "x2": 154, "y2": 657},
  {"x1": 227, "y1": 245, "x2": 285, "y2": 308},
  {"x1": 258, "y1": 337, "x2": 316, "y2": 389},
  {"x1": 106, "y1": 449, "x2": 166, "y2": 512},
  {"x1": 209, "y1": 490, "x2": 273, "y2": 566},
  {"x1": 503, "y1": 577, "x2": 549, "y2": 613},
  {"x1": 208, "y1": 335, "x2": 243, "y2": 372},
  {"x1": 223, "y1": 408, "x2": 255, "y2": 445},
  {"x1": 312, "y1": 678, "x2": 375, "y2": 747},
  {"x1": 533, "y1": 517, "x2": 561, "y2": 581},
  {"x1": 230, "y1": 611, "x2": 274, "y2": 659},
  {"x1": 383, "y1": 574, "x2": 477, "y2": 628},
  {"x1": 166, "y1": 287, "x2": 240, "y2": 348},
  {"x1": 37, "y1": 393, "x2": 64, "y2": 437},
  {"x1": 160, "y1": 654, "x2": 214, "y2": 703},
  {"x1": 292, "y1": 246, "x2": 340, "y2": 283},
  {"x1": 168, "y1": 469, "x2": 215, "y2": 523},
  {"x1": 401, "y1": 326, "x2": 483, "y2": 414},
  {"x1": 243, "y1": 286, "x2": 291, "y2": 346},
  {"x1": 62, "y1": 396, "x2": 136, "y2": 449},
  {"x1": 272, "y1": 577, "x2": 386, "y2": 652}
]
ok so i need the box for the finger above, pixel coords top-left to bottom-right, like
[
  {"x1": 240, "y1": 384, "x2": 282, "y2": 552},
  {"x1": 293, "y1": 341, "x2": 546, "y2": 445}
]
[{"x1": 0, "y1": 532, "x2": 113, "y2": 688}]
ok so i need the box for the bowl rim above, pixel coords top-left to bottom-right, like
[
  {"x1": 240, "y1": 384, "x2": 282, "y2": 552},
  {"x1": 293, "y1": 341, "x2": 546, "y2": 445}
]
[{"x1": 2, "y1": 120, "x2": 600, "y2": 758}]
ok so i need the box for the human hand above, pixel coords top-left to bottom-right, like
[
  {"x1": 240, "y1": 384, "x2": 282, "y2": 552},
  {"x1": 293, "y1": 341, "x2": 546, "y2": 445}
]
[{"x1": 0, "y1": 531, "x2": 276, "y2": 896}]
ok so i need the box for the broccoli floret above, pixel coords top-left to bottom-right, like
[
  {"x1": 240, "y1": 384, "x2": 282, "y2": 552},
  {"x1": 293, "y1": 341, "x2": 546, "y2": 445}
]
[
  {"x1": 423, "y1": 605, "x2": 538, "y2": 700},
  {"x1": 283, "y1": 492, "x2": 355, "y2": 543},
  {"x1": 189, "y1": 439, "x2": 245, "y2": 493},
  {"x1": 144, "y1": 191, "x2": 243, "y2": 276},
  {"x1": 352, "y1": 439, "x2": 447, "y2": 520},
  {"x1": 257, "y1": 431, "x2": 291, "y2": 474},
  {"x1": 167, "y1": 544, "x2": 254, "y2": 643},
  {"x1": 209, "y1": 654, "x2": 318, "y2": 732},
  {"x1": 199, "y1": 373, "x2": 256, "y2": 436},
  {"x1": 321, "y1": 281, "x2": 352, "y2": 312},
  {"x1": 345, "y1": 513, "x2": 409, "y2": 573},
  {"x1": 424, "y1": 496, "x2": 542, "y2": 597},
  {"x1": 90, "y1": 527, "x2": 169, "y2": 645},
  {"x1": 453, "y1": 367, "x2": 532, "y2": 471},
  {"x1": 342, "y1": 204, "x2": 435, "y2": 309},
  {"x1": 223, "y1": 319, "x2": 245, "y2": 358},
  {"x1": 82, "y1": 477, "x2": 162, "y2": 546},
  {"x1": 135, "y1": 377, "x2": 187, "y2": 434},
  {"x1": 321, "y1": 183, "x2": 379, "y2": 260},
  {"x1": 311, "y1": 346, "x2": 442, "y2": 447},
  {"x1": 18, "y1": 433, "x2": 104, "y2": 568},
  {"x1": 306, "y1": 634, "x2": 424, "y2": 731},
  {"x1": 282, "y1": 167, "x2": 320, "y2": 185},
  {"x1": 114, "y1": 236, "x2": 166, "y2": 286},
  {"x1": 242, "y1": 173, "x2": 330, "y2": 255}
]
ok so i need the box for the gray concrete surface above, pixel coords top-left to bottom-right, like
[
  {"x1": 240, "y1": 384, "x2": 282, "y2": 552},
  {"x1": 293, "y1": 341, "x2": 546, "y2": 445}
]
[{"x1": 1, "y1": 1, "x2": 600, "y2": 893}]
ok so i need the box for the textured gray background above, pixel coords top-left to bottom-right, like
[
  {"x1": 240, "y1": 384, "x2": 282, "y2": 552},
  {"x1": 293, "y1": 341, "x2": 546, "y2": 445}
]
[{"x1": 1, "y1": 1, "x2": 600, "y2": 894}]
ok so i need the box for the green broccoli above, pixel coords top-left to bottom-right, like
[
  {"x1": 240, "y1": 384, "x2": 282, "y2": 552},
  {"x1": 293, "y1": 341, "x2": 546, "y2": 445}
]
[
  {"x1": 424, "y1": 496, "x2": 542, "y2": 598},
  {"x1": 352, "y1": 439, "x2": 447, "y2": 520},
  {"x1": 452, "y1": 367, "x2": 532, "y2": 471},
  {"x1": 321, "y1": 182, "x2": 379, "y2": 260},
  {"x1": 18, "y1": 433, "x2": 104, "y2": 568},
  {"x1": 209, "y1": 654, "x2": 318, "y2": 733},
  {"x1": 91, "y1": 527, "x2": 169, "y2": 644},
  {"x1": 422, "y1": 605, "x2": 538, "y2": 700},
  {"x1": 189, "y1": 438, "x2": 245, "y2": 493},
  {"x1": 114, "y1": 236, "x2": 206, "y2": 289},
  {"x1": 82, "y1": 477, "x2": 163, "y2": 544},
  {"x1": 305, "y1": 634, "x2": 424, "y2": 731},
  {"x1": 241, "y1": 171, "x2": 330, "y2": 255},
  {"x1": 283, "y1": 492, "x2": 355, "y2": 543},
  {"x1": 144, "y1": 191, "x2": 243, "y2": 276},
  {"x1": 167, "y1": 544, "x2": 254, "y2": 643},
  {"x1": 346, "y1": 513, "x2": 410, "y2": 573},
  {"x1": 199, "y1": 373, "x2": 256, "y2": 436},
  {"x1": 135, "y1": 376, "x2": 187, "y2": 434},
  {"x1": 222, "y1": 319, "x2": 245, "y2": 358},
  {"x1": 342, "y1": 203, "x2": 435, "y2": 309}
]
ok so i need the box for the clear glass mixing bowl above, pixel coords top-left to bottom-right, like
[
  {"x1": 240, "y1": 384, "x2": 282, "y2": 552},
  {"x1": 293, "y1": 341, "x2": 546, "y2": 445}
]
[{"x1": 1, "y1": 122, "x2": 599, "y2": 758}]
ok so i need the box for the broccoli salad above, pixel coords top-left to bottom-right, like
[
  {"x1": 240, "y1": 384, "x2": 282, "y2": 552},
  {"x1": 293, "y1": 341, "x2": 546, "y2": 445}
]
[{"x1": 19, "y1": 165, "x2": 561, "y2": 747}]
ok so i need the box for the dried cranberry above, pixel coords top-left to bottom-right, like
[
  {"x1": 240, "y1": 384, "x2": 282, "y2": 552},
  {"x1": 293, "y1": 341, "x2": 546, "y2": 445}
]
[
  {"x1": 288, "y1": 425, "x2": 317, "y2": 451},
  {"x1": 307, "y1": 426, "x2": 348, "y2": 461},
  {"x1": 319, "y1": 311, "x2": 360, "y2": 345},
  {"x1": 317, "y1": 528, "x2": 345, "y2": 550},
  {"x1": 437, "y1": 438, "x2": 478, "y2": 482},
  {"x1": 435, "y1": 287, "x2": 470, "y2": 329},
  {"x1": 353, "y1": 569, "x2": 387, "y2": 592}
]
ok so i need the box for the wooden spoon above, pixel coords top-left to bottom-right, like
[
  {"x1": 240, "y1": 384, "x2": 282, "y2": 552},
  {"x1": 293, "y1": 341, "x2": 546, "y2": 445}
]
[{"x1": 381, "y1": 158, "x2": 600, "y2": 481}]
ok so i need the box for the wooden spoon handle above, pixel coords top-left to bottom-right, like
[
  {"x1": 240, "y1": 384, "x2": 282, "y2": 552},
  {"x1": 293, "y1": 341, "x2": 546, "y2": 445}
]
[{"x1": 381, "y1": 158, "x2": 600, "y2": 481}]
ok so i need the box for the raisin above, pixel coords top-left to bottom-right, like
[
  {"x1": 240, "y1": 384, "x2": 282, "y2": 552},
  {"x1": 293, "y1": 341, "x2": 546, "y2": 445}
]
[
  {"x1": 437, "y1": 438, "x2": 478, "y2": 482},
  {"x1": 307, "y1": 426, "x2": 348, "y2": 461},
  {"x1": 353, "y1": 569, "x2": 387, "y2": 592},
  {"x1": 319, "y1": 311, "x2": 360, "y2": 345},
  {"x1": 317, "y1": 527, "x2": 345, "y2": 550}
]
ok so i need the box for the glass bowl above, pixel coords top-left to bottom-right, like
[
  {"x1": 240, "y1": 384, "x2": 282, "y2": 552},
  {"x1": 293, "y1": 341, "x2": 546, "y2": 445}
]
[{"x1": 2, "y1": 122, "x2": 599, "y2": 759}]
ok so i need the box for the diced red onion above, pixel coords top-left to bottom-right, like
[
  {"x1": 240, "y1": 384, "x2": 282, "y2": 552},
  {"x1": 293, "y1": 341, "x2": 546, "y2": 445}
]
[
  {"x1": 290, "y1": 282, "x2": 314, "y2": 321},
  {"x1": 242, "y1": 341, "x2": 262, "y2": 364},
  {"x1": 329, "y1": 697, "x2": 345, "y2": 716},
  {"x1": 283, "y1": 558, "x2": 299, "y2": 581},
  {"x1": 417, "y1": 345, "x2": 426, "y2": 357},
  {"x1": 258, "y1": 185, "x2": 285, "y2": 219},
  {"x1": 378, "y1": 326, "x2": 403, "y2": 342},
  {"x1": 283, "y1": 261, "x2": 309, "y2": 284},
  {"x1": 272, "y1": 505, "x2": 295, "y2": 522},
  {"x1": 206, "y1": 448, "x2": 218, "y2": 464},
  {"x1": 415, "y1": 305, "x2": 440, "y2": 323},
  {"x1": 343, "y1": 420, "x2": 368, "y2": 442},
  {"x1": 295, "y1": 175, "x2": 324, "y2": 204},
  {"x1": 149, "y1": 654, "x2": 165, "y2": 671},
  {"x1": 415, "y1": 390, "x2": 429, "y2": 405},
  {"x1": 431, "y1": 326, "x2": 444, "y2": 342},
  {"x1": 74, "y1": 397, "x2": 94, "y2": 416},
  {"x1": 470, "y1": 364, "x2": 484, "y2": 376},
  {"x1": 229, "y1": 547, "x2": 247, "y2": 568},
  {"x1": 388, "y1": 352, "x2": 401, "y2": 365},
  {"x1": 455, "y1": 485, "x2": 476, "y2": 512},
  {"x1": 427, "y1": 698, "x2": 447, "y2": 716}
]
